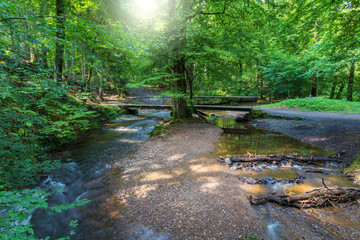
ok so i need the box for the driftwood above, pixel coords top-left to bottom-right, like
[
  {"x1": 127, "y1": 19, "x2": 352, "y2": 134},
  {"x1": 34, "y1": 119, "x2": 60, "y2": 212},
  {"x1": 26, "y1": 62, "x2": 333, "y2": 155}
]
[
  {"x1": 231, "y1": 156, "x2": 282, "y2": 163},
  {"x1": 239, "y1": 175, "x2": 305, "y2": 185},
  {"x1": 225, "y1": 153, "x2": 342, "y2": 165},
  {"x1": 249, "y1": 185, "x2": 360, "y2": 208},
  {"x1": 193, "y1": 108, "x2": 215, "y2": 125},
  {"x1": 304, "y1": 169, "x2": 342, "y2": 175}
]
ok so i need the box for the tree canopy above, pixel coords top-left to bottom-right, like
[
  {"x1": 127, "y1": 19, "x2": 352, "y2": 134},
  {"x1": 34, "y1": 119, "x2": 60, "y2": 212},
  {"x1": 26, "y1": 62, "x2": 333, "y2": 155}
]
[{"x1": 0, "y1": 0, "x2": 359, "y2": 238}]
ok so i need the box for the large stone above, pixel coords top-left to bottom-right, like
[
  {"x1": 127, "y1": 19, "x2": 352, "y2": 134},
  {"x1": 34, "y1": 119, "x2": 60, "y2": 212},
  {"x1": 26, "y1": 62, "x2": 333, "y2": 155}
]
[
  {"x1": 225, "y1": 157, "x2": 232, "y2": 165},
  {"x1": 244, "y1": 178, "x2": 255, "y2": 185}
]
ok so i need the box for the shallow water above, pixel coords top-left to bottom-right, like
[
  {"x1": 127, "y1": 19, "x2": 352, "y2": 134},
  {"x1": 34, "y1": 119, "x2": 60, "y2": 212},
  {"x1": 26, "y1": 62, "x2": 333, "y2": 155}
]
[
  {"x1": 214, "y1": 116, "x2": 333, "y2": 156},
  {"x1": 210, "y1": 113, "x2": 360, "y2": 239},
  {"x1": 31, "y1": 110, "x2": 171, "y2": 239}
]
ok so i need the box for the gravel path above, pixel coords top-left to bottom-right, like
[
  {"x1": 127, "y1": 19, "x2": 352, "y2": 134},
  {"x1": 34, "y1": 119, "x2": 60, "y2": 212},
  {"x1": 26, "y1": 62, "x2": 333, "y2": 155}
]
[
  {"x1": 255, "y1": 107, "x2": 360, "y2": 165},
  {"x1": 114, "y1": 120, "x2": 263, "y2": 239}
]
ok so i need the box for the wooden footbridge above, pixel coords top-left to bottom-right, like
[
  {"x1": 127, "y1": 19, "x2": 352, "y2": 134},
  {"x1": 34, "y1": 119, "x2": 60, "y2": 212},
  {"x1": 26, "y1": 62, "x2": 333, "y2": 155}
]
[{"x1": 117, "y1": 96, "x2": 258, "y2": 112}]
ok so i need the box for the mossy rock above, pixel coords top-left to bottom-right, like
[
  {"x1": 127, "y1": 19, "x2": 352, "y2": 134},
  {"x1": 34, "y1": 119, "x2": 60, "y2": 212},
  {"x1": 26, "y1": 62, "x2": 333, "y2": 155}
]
[
  {"x1": 151, "y1": 121, "x2": 171, "y2": 136},
  {"x1": 236, "y1": 109, "x2": 268, "y2": 122}
]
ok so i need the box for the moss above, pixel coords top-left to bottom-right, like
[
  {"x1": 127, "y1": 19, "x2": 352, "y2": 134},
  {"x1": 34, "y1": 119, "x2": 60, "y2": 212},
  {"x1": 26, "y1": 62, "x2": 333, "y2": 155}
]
[
  {"x1": 346, "y1": 154, "x2": 360, "y2": 171},
  {"x1": 251, "y1": 109, "x2": 268, "y2": 119},
  {"x1": 237, "y1": 109, "x2": 268, "y2": 122},
  {"x1": 151, "y1": 120, "x2": 171, "y2": 136},
  {"x1": 344, "y1": 154, "x2": 360, "y2": 184}
]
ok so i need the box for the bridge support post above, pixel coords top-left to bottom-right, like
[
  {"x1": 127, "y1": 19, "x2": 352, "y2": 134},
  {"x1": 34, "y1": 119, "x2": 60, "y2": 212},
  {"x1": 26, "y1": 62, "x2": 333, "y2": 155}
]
[{"x1": 125, "y1": 107, "x2": 139, "y2": 115}]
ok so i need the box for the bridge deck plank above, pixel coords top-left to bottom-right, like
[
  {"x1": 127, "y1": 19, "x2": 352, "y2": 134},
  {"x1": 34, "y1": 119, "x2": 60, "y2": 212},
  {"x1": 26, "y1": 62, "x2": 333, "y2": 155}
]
[{"x1": 115, "y1": 103, "x2": 253, "y2": 111}]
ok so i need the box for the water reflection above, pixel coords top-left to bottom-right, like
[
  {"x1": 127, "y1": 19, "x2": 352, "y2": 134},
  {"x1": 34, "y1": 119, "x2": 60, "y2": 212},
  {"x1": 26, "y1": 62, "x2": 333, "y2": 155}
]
[
  {"x1": 210, "y1": 113, "x2": 360, "y2": 239},
  {"x1": 213, "y1": 115, "x2": 332, "y2": 156}
]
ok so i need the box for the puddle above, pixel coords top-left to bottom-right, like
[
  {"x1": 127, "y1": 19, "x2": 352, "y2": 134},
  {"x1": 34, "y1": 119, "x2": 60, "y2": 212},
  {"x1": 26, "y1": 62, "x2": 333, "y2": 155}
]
[{"x1": 210, "y1": 114, "x2": 355, "y2": 196}]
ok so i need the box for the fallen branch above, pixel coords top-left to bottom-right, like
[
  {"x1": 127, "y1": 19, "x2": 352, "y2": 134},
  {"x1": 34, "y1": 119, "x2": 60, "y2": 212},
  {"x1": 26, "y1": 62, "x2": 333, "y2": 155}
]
[
  {"x1": 227, "y1": 153, "x2": 342, "y2": 164},
  {"x1": 231, "y1": 156, "x2": 282, "y2": 162},
  {"x1": 249, "y1": 186, "x2": 360, "y2": 208},
  {"x1": 194, "y1": 107, "x2": 215, "y2": 125}
]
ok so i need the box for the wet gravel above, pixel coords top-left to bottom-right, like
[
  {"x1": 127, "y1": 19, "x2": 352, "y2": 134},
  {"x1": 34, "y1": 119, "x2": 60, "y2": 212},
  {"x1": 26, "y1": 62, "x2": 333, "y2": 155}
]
[{"x1": 113, "y1": 120, "x2": 263, "y2": 239}]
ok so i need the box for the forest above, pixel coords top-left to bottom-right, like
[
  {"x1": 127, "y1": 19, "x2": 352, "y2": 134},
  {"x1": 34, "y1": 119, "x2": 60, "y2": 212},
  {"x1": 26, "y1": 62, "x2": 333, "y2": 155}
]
[{"x1": 0, "y1": 0, "x2": 359, "y2": 238}]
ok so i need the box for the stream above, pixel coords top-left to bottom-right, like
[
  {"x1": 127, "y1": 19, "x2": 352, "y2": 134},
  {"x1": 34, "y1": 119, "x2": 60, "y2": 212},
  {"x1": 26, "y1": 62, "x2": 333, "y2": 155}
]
[
  {"x1": 31, "y1": 109, "x2": 360, "y2": 239},
  {"x1": 31, "y1": 110, "x2": 171, "y2": 239}
]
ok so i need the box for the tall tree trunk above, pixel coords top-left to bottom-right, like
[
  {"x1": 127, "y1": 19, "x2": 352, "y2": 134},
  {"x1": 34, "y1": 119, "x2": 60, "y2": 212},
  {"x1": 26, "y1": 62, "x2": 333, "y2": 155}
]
[
  {"x1": 20, "y1": 25, "x2": 29, "y2": 61},
  {"x1": 311, "y1": 74, "x2": 317, "y2": 97},
  {"x1": 97, "y1": 72, "x2": 104, "y2": 101},
  {"x1": 64, "y1": 54, "x2": 70, "y2": 80},
  {"x1": 30, "y1": 46, "x2": 37, "y2": 62},
  {"x1": 258, "y1": 68, "x2": 264, "y2": 100},
  {"x1": 311, "y1": 21, "x2": 318, "y2": 97},
  {"x1": 55, "y1": 0, "x2": 65, "y2": 82},
  {"x1": 186, "y1": 63, "x2": 195, "y2": 100},
  {"x1": 72, "y1": 59, "x2": 76, "y2": 81},
  {"x1": 172, "y1": 58, "x2": 189, "y2": 119},
  {"x1": 65, "y1": 55, "x2": 70, "y2": 72},
  {"x1": 239, "y1": 60, "x2": 243, "y2": 78},
  {"x1": 336, "y1": 80, "x2": 345, "y2": 99},
  {"x1": 329, "y1": 76, "x2": 338, "y2": 99},
  {"x1": 346, "y1": 60, "x2": 355, "y2": 101},
  {"x1": 40, "y1": 49, "x2": 47, "y2": 67},
  {"x1": 169, "y1": 0, "x2": 189, "y2": 119},
  {"x1": 82, "y1": 61, "x2": 88, "y2": 83},
  {"x1": 238, "y1": 59, "x2": 243, "y2": 94},
  {"x1": 86, "y1": 66, "x2": 93, "y2": 90}
]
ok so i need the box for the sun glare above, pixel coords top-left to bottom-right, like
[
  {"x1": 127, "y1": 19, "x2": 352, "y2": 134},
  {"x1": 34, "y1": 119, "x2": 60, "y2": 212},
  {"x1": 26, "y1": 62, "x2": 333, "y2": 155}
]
[{"x1": 134, "y1": 0, "x2": 159, "y2": 20}]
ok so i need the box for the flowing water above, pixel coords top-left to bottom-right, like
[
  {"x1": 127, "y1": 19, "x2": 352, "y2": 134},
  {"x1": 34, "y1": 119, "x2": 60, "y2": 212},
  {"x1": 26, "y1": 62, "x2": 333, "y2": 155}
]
[{"x1": 31, "y1": 110, "x2": 171, "y2": 239}]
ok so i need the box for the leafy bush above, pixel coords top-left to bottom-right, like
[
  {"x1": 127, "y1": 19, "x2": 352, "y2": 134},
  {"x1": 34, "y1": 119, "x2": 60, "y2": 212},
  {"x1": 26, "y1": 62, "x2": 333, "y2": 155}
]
[
  {"x1": 0, "y1": 188, "x2": 89, "y2": 240},
  {"x1": 260, "y1": 98, "x2": 360, "y2": 113},
  {"x1": 0, "y1": 59, "x2": 122, "y2": 239}
]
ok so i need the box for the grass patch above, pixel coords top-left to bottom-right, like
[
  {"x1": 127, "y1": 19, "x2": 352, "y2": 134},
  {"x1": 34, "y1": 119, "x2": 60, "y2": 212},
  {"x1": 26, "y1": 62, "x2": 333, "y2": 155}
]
[
  {"x1": 260, "y1": 98, "x2": 360, "y2": 113},
  {"x1": 346, "y1": 154, "x2": 360, "y2": 171},
  {"x1": 151, "y1": 118, "x2": 172, "y2": 136}
]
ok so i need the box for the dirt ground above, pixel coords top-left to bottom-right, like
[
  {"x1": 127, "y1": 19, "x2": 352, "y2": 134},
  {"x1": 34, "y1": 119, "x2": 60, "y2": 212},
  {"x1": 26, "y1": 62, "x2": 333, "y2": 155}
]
[{"x1": 114, "y1": 120, "x2": 264, "y2": 239}]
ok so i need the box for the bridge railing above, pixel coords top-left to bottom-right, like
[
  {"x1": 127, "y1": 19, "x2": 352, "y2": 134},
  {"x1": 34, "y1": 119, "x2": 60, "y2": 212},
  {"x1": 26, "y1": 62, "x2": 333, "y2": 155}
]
[
  {"x1": 122, "y1": 96, "x2": 258, "y2": 108},
  {"x1": 123, "y1": 96, "x2": 172, "y2": 106},
  {"x1": 192, "y1": 96, "x2": 258, "y2": 107}
]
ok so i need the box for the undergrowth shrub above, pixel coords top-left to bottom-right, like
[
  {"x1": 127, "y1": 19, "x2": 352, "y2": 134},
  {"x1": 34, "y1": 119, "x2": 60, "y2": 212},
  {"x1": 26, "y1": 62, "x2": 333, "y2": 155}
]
[{"x1": 0, "y1": 59, "x2": 122, "y2": 239}]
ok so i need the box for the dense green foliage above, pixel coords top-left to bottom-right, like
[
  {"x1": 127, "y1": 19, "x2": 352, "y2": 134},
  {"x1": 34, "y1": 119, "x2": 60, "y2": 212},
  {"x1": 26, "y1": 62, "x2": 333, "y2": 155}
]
[
  {"x1": 0, "y1": 59, "x2": 120, "y2": 238},
  {"x1": 260, "y1": 98, "x2": 360, "y2": 113},
  {"x1": 1, "y1": 1, "x2": 125, "y2": 238},
  {"x1": 127, "y1": 0, "x2": 359, "y2": 103},
  {"x1": 1, "y1": 0, "x2": 360, "y2": 238}
]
